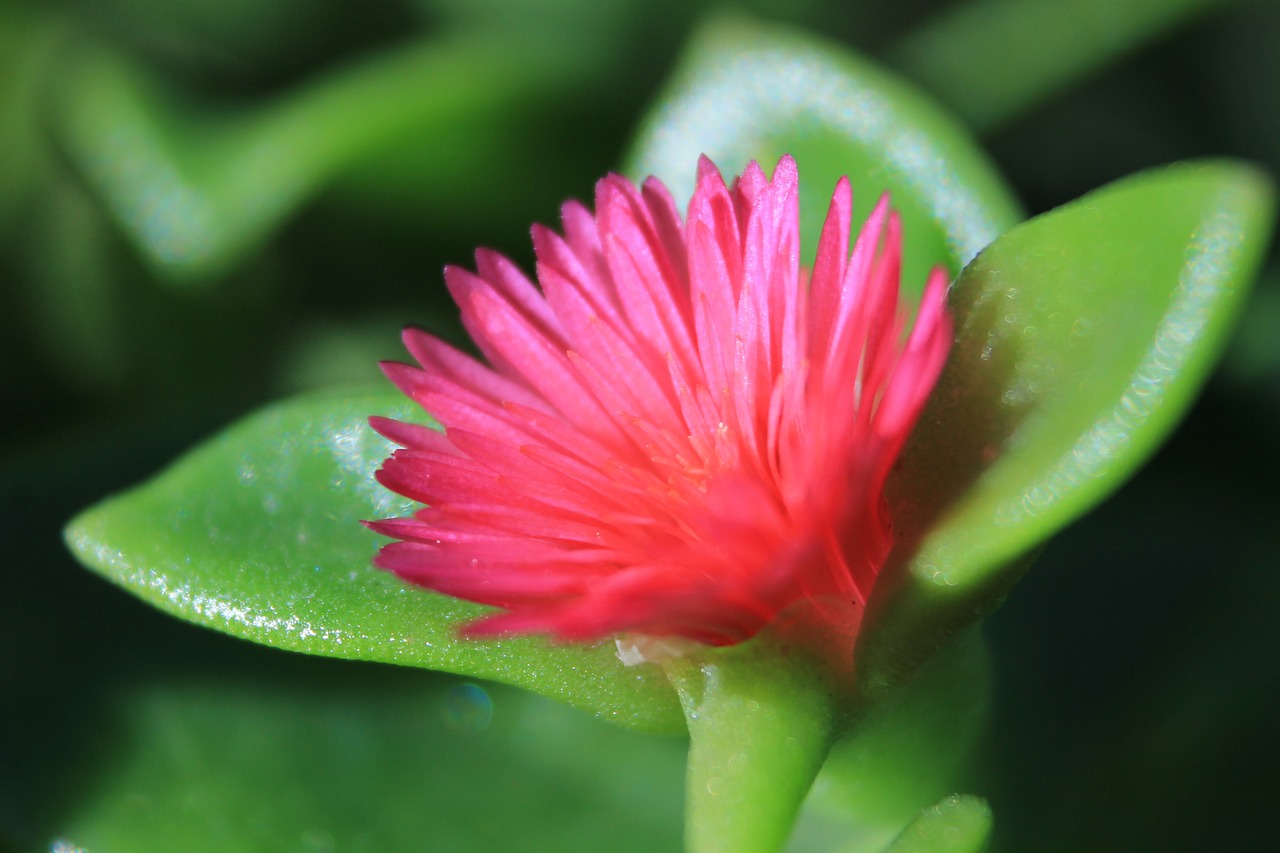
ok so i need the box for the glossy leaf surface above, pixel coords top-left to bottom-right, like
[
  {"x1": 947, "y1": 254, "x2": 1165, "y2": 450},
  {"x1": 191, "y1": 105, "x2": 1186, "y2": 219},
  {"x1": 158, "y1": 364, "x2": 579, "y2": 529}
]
[
  {"x1": 864, "y1": 161, "x2": 1274, "y2": 690},
  {"x1": 625, "y1": 12, "x2": 1022, "y2": 290},
  {"x1": 66, "y1": 388, "x2": 684, "y2": 733}
]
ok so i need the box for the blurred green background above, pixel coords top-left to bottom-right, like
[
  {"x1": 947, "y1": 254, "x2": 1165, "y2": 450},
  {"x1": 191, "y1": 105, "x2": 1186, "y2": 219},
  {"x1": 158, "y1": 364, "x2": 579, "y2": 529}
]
[{"x1": 3, "y1": 0, "x2": 1279, "y2": 850}]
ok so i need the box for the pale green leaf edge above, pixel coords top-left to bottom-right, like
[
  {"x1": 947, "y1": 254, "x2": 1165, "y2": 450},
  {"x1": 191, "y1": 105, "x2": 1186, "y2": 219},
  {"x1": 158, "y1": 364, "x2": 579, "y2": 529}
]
[
  {"x1": 623, "y1": 10, "x2": 1023, "y2": 273},
  {"x1": 934, "y1": 162, "x2": 1273, "y2": 580}
]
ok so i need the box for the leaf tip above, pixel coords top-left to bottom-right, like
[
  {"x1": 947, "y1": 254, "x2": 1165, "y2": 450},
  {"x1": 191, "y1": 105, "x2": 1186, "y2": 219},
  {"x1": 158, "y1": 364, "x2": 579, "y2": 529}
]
[
  {"x1": 63, "y1": 501, "x2": 110, "y2": 574},
  {"x1": 885, "y1": 793, "x2": 993, "y2": 853}
]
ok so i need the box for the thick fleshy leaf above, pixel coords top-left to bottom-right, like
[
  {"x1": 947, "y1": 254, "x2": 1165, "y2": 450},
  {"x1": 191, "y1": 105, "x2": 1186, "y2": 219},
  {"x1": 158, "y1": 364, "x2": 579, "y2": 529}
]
[
  {"x1": 624, "y1": 11, "x2": 1022, "y2": 289},
  {"x1": 65, "y1": 388, "x2": 683, "y2": 733},
  {"x1": 881, "y1": 795, "x2": 992, "y2": 853},
  {"x1": 863, "y1": 162, "x2": 1274, "y2": 691},
  {"x1": 52, "y1": 673, "x2": 686, "y2": 852}
]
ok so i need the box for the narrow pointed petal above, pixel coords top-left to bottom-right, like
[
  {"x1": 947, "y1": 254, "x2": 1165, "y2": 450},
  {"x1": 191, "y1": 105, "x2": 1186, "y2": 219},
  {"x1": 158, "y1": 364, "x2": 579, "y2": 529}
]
[{"x1": 370, "y1": 156, "x2": 952, "y2": 648}]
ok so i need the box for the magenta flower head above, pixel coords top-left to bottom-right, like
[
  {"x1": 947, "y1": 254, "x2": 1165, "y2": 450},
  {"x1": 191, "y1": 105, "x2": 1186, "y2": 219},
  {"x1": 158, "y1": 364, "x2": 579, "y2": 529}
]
[{"x1": 367, "y1": 155, "x2": 952, "y2": 651}]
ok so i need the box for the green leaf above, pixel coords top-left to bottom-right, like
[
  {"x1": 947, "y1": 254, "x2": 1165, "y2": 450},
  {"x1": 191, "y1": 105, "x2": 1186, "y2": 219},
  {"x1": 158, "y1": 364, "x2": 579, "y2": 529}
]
[
  {"x1": 65, "y1": 387, "x2": 683, "y2": 733},
  {"x1": 800, "y1": 629, "x2": 990, "y2": 850},
  {"x1": 53, "y1": 33, "x2": 597, "y2": 283},
  {"x1": 53, "y1": 672, "x2": 686, "y2": 852},
  {"x1": 624, "y1": 11, "x2": 1022, "y2": 290},
  {"x1": 888, "y1": 0, "x2": 1238, "y2": 133},
  {"x1": 881, "y1": 795, "x2": 992, "y2": 853},
  {"x1": 863, "y1": 161, "x2": 1275, "y2": 691}
]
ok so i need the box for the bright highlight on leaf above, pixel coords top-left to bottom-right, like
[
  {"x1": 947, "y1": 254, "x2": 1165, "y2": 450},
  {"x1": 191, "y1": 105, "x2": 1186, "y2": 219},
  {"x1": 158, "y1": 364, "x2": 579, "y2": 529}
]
[{"x1": 369, "y1": 155, "x2": 953, "y2": 649}]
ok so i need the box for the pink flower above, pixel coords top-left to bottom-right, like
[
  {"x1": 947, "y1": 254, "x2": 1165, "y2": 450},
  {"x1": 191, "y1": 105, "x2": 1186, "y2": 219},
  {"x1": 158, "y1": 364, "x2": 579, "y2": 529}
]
[{"x1": 368, "y1": 155, "x2": 951, "y2": 649}]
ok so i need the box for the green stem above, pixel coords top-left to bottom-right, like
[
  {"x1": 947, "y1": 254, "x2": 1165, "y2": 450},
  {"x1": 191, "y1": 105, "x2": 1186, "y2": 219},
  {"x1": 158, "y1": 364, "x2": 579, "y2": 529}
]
[
  {"x1": 665, "y1": 637, "x2": 842, "y2": 853},
  {"x1": 888, "y1": 0, "x2": 1236, "y2": 132}
]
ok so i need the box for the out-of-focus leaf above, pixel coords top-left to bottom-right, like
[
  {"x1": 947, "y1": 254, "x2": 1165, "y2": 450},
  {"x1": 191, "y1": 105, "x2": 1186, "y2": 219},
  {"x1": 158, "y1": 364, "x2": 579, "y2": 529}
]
[
  {"x1": 52, "y1": 674, "x2": 685, "y2": 852},
  {"x1": 421, "y1": 0, "x2": 643, "y2": 39},
  {"x1": 624, "y1": 12, "x2": 1022, "y2": 290},
  {"x1": 79, "y1": 0, "x2": 320, "y2": 69},
  {"x1": 65, "y1": 388, "x2": 683, "y2": 733},
  {"x1": 273, "y1": 315, "x2": 411, "y2": 394},
  {"x1": 54, "y1": 33, "x2": 597, "y2": 283},
  {"x1": 796, "y1": 629, "x2": 990, "y2": 851},
  {"x1": 889, "y1": 0, "x2": 1236, "y2": 133},
  {"x1": 21, "y1": 174, "x2": 130, "y2": 393},
  {"x1": 880, "y1": 795, "x2": 992, "y2": 853},
  {"x1": 864, "y1": 161, "x2": 1274, "y2": 691},
  {"x1": 1222, "y1": 265, "x2": 1280, "y2": 389},
  {"x1": 0, "y1": 5, "x2": 61, "y2": 232}
]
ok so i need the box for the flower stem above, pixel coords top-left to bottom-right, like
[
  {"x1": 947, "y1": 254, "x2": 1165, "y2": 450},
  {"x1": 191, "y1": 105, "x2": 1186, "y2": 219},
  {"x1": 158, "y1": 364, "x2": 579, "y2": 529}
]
[{"x1": 665, "y1": 638, "x2": 841, "y2": 853}]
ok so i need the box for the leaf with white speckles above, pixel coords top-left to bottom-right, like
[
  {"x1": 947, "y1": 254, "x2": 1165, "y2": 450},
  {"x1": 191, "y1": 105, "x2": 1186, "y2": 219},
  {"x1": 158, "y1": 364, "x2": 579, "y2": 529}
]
[{"x1": 65, "y1": 387, "x2": 684, "y2": 733}]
